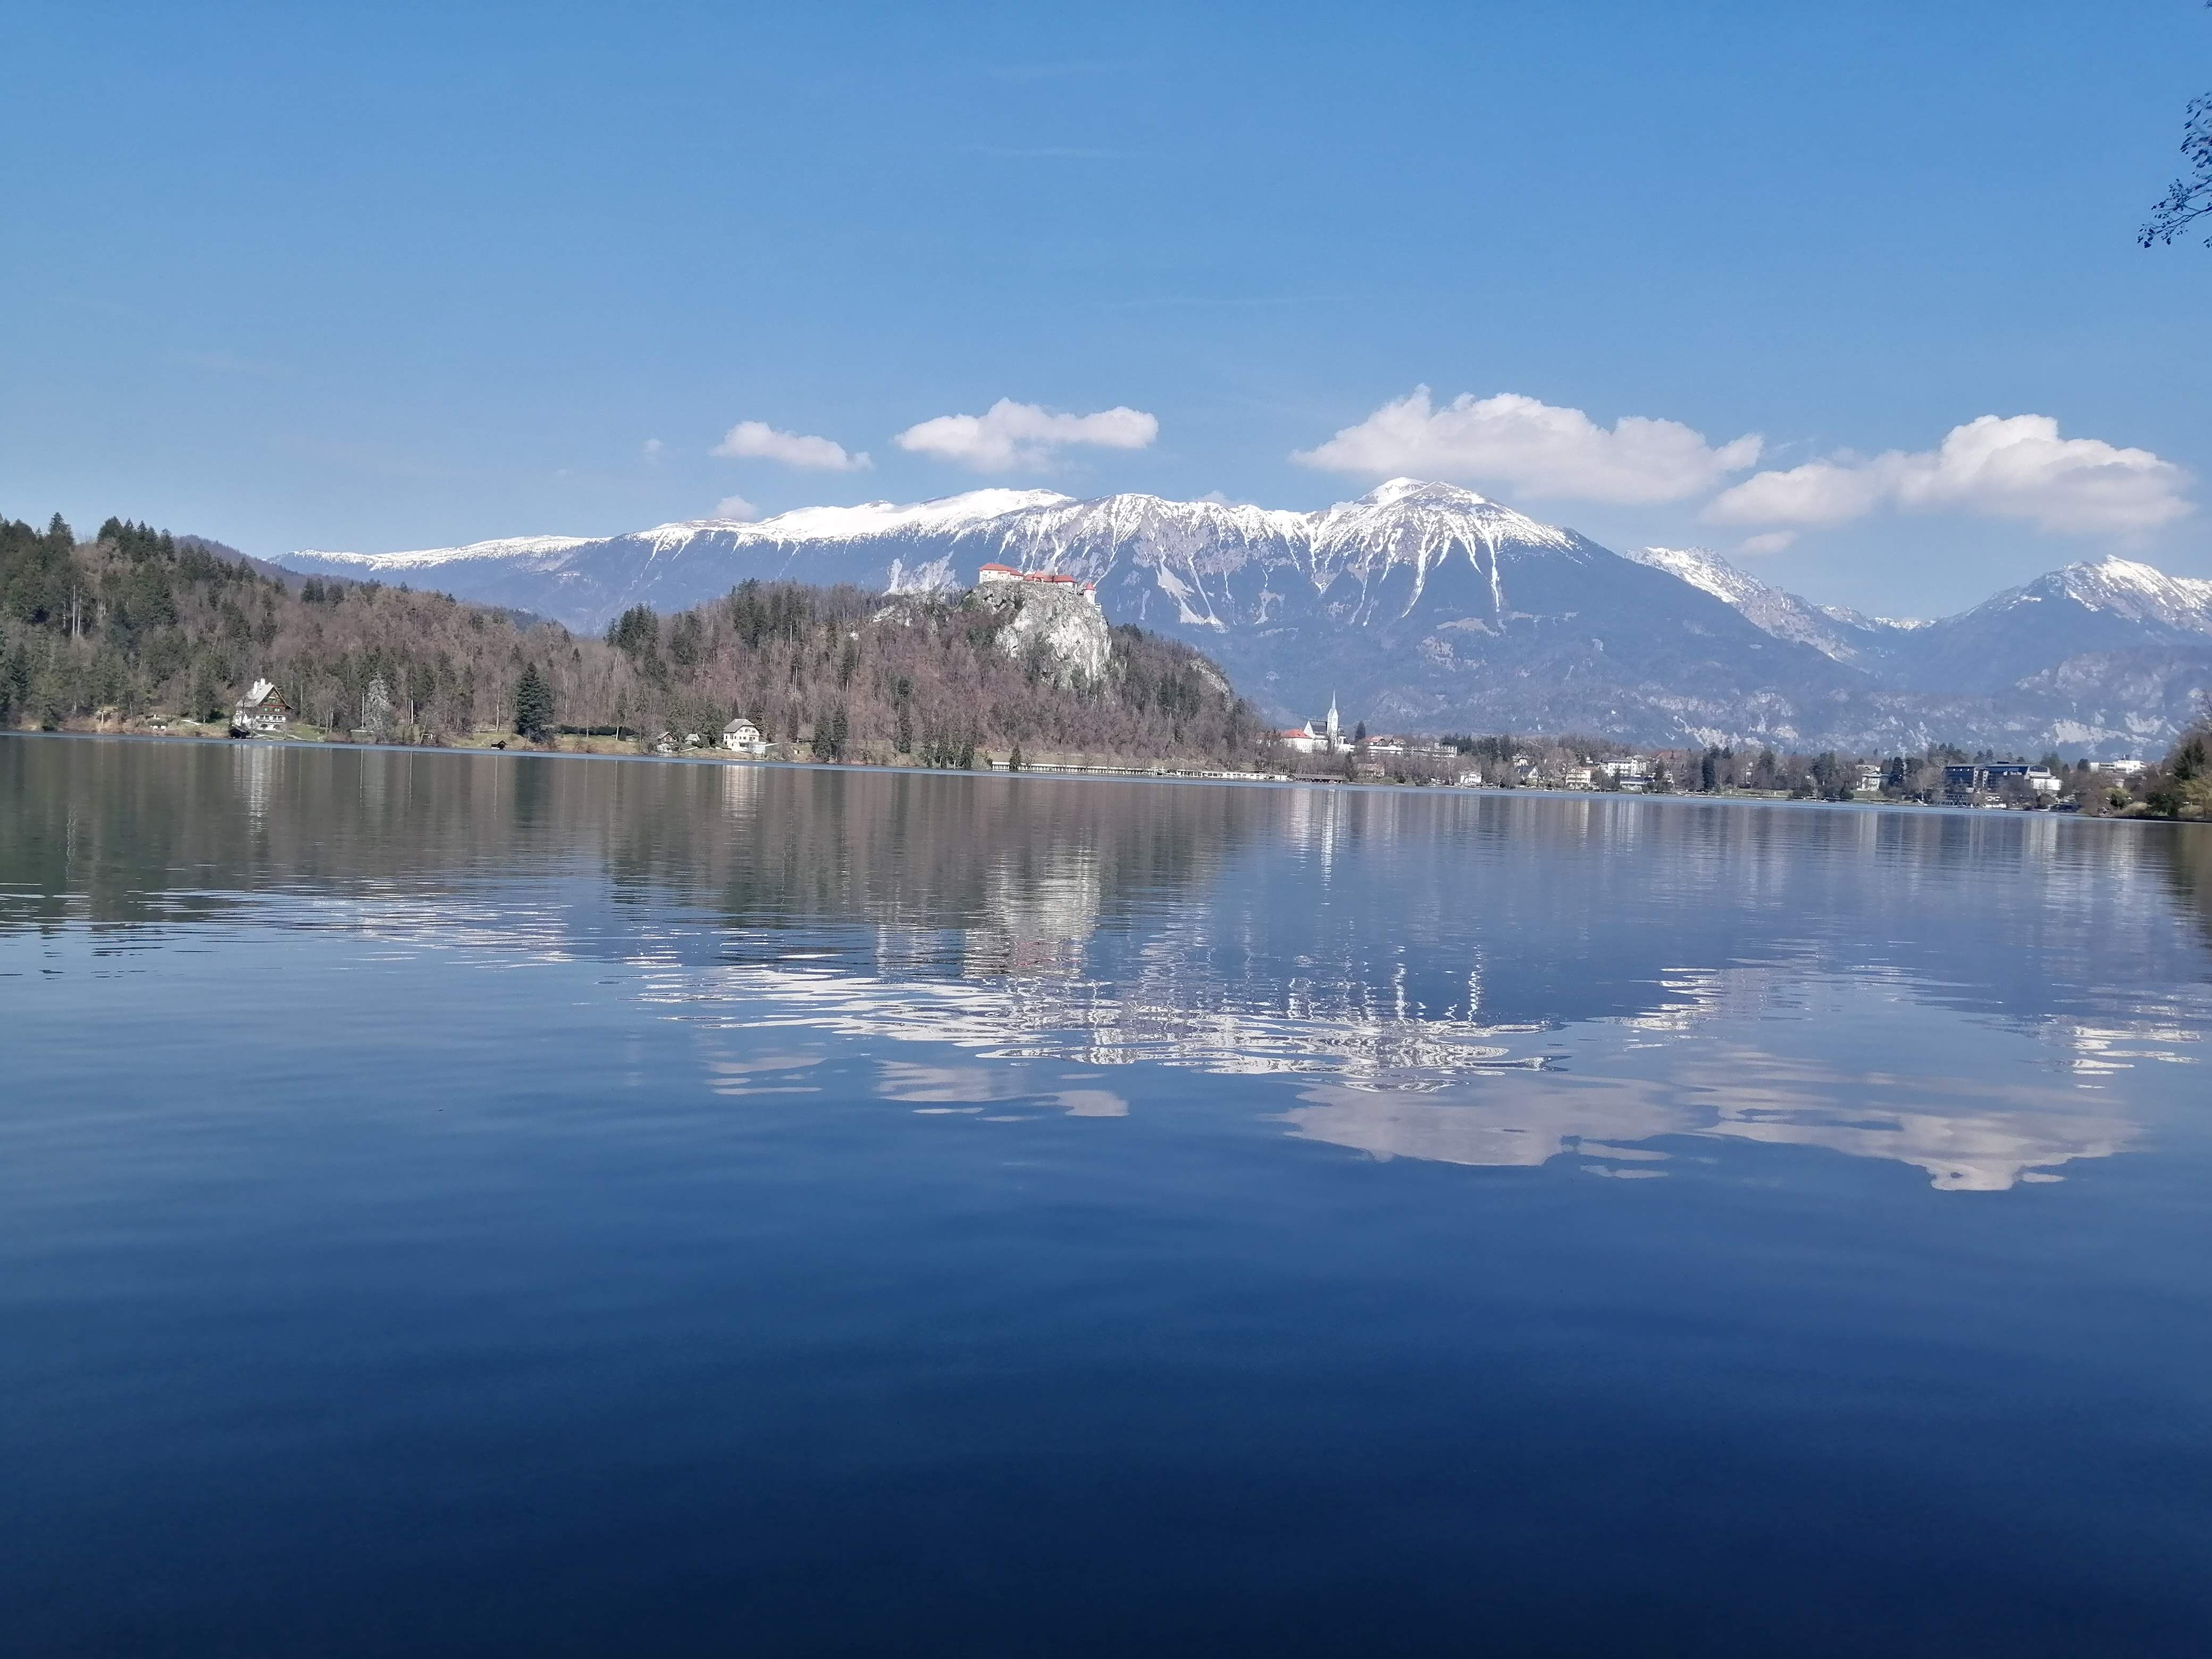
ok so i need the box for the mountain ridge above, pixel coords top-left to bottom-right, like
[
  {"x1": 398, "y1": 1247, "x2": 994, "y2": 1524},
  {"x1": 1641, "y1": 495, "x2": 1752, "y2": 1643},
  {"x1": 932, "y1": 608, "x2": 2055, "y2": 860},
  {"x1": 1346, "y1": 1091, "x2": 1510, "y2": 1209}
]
[{"x1": 280, "y1": 483, "x2": 2212, "y2": 755}]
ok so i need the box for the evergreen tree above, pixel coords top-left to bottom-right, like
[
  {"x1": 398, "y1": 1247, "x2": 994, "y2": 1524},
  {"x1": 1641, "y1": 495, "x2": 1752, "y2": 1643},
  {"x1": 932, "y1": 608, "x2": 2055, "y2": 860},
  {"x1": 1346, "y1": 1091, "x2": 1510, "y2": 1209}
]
[
  {"x1": 513, "y1": 663, "x2": 554, "y2": 739},
  {"x1": 606, "y1": 605, "x2": 659, "y2": 657}
]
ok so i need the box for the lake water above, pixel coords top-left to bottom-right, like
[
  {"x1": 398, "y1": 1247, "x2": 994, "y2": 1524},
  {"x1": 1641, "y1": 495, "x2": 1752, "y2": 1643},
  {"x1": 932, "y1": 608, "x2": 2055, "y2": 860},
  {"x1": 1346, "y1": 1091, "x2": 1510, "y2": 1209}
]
[{"x1": 5, "y1": 735, "x2": 2211, "y2": 1656}]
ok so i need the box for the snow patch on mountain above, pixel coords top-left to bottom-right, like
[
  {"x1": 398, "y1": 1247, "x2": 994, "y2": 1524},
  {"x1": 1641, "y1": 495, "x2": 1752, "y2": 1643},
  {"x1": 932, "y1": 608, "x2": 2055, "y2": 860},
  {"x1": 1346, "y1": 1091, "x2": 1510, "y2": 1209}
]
[
  {"x1": 1626, "y1": 546, "x2": 1899, "y2": 667},
  {"x1": 734, "y1": 489, "x2": 1073, "y2": 543},
  {"x1": 293, "y1": 533, "x2": 596, "y2": 572},
  {"x1": 884, "y1": 555, "x2": 960, "y2": 594},
  {"x1": 2023, "y1": 557, "x2": 2212, "y2": 631}
]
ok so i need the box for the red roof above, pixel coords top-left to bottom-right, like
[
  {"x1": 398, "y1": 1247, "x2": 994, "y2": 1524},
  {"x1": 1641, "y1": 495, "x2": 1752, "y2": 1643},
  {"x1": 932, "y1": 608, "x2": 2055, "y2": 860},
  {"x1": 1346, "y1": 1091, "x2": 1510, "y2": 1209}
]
[{"x1": 978, "y1": 562, "x2": 1018, "y2": 574}]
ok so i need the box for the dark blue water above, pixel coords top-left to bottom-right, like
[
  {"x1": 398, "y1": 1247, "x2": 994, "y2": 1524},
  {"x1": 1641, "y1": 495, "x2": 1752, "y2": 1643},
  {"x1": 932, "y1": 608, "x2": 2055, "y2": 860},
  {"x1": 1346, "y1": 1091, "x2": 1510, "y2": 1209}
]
[{"x1": 5, "y1": 735, "x2": 2211, "y2": 1656}]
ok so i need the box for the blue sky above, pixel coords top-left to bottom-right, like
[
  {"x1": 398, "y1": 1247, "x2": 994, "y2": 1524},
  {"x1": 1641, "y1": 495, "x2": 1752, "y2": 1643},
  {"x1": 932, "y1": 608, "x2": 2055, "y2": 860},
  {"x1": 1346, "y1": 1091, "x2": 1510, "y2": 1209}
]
[{"x1": 3, "y1": 0, "x2": 2206, "y2": 616}]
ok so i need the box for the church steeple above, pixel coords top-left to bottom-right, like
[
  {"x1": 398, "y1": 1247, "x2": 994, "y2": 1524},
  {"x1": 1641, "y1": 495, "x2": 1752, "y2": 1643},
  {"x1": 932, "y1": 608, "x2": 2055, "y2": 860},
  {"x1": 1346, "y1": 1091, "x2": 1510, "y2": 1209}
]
[{"x1": 1326, "y1": 693, "x2": 1339, "y2": 749}]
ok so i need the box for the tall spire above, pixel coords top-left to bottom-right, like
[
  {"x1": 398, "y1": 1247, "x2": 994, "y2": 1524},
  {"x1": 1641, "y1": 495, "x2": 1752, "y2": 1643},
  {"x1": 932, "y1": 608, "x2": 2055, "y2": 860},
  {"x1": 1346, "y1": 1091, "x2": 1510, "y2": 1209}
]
[{"x1": 1326, "y1": 693, "x2": 1339, "y2": 747}]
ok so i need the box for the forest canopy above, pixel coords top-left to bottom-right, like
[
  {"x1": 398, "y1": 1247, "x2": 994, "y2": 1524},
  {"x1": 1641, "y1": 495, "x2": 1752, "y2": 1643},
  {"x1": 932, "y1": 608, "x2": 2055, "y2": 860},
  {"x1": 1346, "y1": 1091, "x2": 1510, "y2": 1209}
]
[{"x1": 0, "y1": 513, "x2": 1270, "y2": 767}]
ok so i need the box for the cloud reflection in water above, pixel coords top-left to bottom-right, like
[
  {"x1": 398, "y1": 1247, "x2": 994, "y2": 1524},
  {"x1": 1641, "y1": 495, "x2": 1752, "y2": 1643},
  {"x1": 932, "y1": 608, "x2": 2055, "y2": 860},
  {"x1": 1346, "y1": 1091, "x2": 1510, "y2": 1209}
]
[{"x1": 12, "y1": 742, "x2": 2207, "y2": 1193}]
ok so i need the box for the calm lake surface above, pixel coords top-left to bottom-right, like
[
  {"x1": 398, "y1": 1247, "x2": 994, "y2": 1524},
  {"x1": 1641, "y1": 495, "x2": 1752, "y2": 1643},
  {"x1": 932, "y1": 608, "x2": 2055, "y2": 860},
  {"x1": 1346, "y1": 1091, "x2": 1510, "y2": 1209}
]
[{"x1": 5, "y1": 734, "x2": 2211, "y2": 1656}]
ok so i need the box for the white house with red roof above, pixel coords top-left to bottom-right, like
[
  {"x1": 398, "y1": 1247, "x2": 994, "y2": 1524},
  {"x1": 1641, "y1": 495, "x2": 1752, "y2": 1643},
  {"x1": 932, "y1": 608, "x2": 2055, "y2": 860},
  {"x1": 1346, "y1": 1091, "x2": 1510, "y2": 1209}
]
[{"x1": 1279, "y1": 694, "x2": 1342, "y2": 756}]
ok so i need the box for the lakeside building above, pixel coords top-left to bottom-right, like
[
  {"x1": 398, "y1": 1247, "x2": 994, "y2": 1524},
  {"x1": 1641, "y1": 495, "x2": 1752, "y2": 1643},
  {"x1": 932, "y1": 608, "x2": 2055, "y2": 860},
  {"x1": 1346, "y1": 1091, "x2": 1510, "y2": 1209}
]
[
  {"x1": 1942, "y1": 762, "x2": 2058, "y2": 806},
  {"x1": 1278, "y1": 694, "x2": 1344, "y2": 758},
  {"x1": 230, "y1": 678, "x2": 291, "y2": 735},
  {"x1": 723, "y1": 717, "x2": 768, "y2": 756}
]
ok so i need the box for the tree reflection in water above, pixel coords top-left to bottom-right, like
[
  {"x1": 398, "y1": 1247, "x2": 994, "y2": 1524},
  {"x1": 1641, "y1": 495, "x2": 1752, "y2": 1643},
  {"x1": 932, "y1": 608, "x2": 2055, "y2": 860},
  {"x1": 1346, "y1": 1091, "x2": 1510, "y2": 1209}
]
[{"x1": 4, "y1": 734, "x2": 2206, "y2": 1189}]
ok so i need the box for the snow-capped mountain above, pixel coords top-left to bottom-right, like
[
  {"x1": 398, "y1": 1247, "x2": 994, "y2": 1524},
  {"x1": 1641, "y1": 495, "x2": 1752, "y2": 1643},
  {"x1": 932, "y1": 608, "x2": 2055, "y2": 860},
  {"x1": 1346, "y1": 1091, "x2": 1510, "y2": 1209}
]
[
  {"x1": 281, "y1": 485, "x2": 2212, "y2": 753},
  {"x1": 1907, "y1": 557, "x2": 2212, "y2": 690},
  {"x1": 287, "y1": 489, "x2": 1075, "y2": 625},
  {"x1": 1624, "y1": 546, "x2": 1917, "y2": 669},
  {"x1": 1865, "y1": 557, "x2": 2212, "y2": 749},
  {"x1": 288, "y1": 480, "x2": 1598, "y2": 636},
  {"x1": 288, "y1": 480, "x2": 1856, "y2": 744},
  {"x1": 2037, "y1": 557, "x2": 2212, "y2": 629}
]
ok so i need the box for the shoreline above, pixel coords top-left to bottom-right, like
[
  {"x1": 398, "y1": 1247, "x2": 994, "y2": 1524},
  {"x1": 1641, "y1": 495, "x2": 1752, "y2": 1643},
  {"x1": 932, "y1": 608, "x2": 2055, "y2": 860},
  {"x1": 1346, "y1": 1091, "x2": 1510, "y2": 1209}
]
[{"x1": 3, "y1": 727, "x2": 2190, "y2": 823}]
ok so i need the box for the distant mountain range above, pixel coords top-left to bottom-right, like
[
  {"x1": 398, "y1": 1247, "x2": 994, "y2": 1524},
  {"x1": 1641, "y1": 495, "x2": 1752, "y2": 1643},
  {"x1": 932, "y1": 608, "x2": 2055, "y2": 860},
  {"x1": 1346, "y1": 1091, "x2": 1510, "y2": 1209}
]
[{"x1": 280, "y1": 480, "x2": 2212, "y2": 755}]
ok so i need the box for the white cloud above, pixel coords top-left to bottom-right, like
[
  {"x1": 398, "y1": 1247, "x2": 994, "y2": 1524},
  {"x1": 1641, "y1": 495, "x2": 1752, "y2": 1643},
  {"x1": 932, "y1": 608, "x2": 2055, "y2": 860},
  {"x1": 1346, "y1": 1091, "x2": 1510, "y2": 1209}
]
[
  {"x1": 711, "y1": 421, "x2": 871, "y2": 471},
  {"x1": 1739, "y1": 531, "x2": 1797, "y2": 555},
  {"x1": 642, "y1": 437, "x2": 664, "y2": 460},
  {"x1": 713, "y1": 494, "x2": 759, "y2": 521},
  {"x1": 1293, "y1": 387, "x2": 1763, "y2": 504},
  {"x1": 1705, "y1": 415, "x2": 2192, "y2": 538},
  {"x1": 1705, "y1": 459, "x2": 1887, "y2": 530},
  {"x1": 893, "y1": 398, "x2": 1159, "y2": 472}
]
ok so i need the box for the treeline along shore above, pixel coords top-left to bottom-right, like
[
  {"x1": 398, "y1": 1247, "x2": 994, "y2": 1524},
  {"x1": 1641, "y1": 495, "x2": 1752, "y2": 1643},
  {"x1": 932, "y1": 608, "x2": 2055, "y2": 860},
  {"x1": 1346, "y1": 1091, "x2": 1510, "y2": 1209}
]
[
  {"x1": 3, "y1": 509, "x2": 2207, "y2": 816},
  {"x1": 0, "y1": 512, "x2": 1269, "y2": 768}
]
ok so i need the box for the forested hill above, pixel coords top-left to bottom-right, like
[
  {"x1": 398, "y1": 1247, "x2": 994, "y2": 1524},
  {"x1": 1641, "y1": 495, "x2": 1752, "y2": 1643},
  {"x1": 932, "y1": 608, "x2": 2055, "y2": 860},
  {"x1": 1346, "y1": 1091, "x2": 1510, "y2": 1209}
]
[{"x1": 0, "y1": 513, "x2": 1270, "y2": 767}]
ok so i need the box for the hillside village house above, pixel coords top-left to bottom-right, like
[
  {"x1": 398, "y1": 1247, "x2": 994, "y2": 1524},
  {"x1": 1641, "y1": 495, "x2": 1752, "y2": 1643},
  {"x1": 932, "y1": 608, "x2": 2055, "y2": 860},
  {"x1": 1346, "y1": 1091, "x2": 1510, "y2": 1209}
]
[
  {"x1": 230, "y1": 678, "x2": 290, "y2": 735},
  {"x1": 723, "y1": 717, "x2": 767, "y2": 756}
]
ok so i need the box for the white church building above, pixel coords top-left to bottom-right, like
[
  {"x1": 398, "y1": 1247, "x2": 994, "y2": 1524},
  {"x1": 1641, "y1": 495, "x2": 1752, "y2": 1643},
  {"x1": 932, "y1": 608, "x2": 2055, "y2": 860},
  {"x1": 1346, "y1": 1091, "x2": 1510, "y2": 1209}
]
[{"x1": 1279, "y1": 696, "x2": 1343, "y2": 757}]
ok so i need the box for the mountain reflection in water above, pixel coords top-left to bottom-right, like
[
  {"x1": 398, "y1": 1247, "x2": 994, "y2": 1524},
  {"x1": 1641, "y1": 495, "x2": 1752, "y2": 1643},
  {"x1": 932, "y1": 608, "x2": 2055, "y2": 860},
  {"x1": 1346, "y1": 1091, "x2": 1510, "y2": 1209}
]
[{"x1": 6, "y1": 736, "x2": 2206, "y2": 1194}]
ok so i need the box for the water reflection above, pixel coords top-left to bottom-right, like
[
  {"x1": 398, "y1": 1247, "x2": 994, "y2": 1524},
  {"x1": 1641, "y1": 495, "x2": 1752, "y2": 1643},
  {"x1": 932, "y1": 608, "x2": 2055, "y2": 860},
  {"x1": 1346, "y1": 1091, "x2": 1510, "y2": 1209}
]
[
  {"x1": 1276, "y1": 1050, "x2": 2138, "y2": 1191},
  {"x1": 5, "y1": 735, "x2": 2209, "y2": 1190}
]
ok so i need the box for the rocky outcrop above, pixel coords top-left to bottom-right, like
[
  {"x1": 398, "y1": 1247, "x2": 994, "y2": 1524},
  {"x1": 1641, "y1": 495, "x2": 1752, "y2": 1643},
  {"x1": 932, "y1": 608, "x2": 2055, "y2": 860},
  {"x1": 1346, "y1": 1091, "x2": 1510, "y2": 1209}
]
[{"x1": 970, "y1": 581, "x2": 1112, "y2": 689}]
